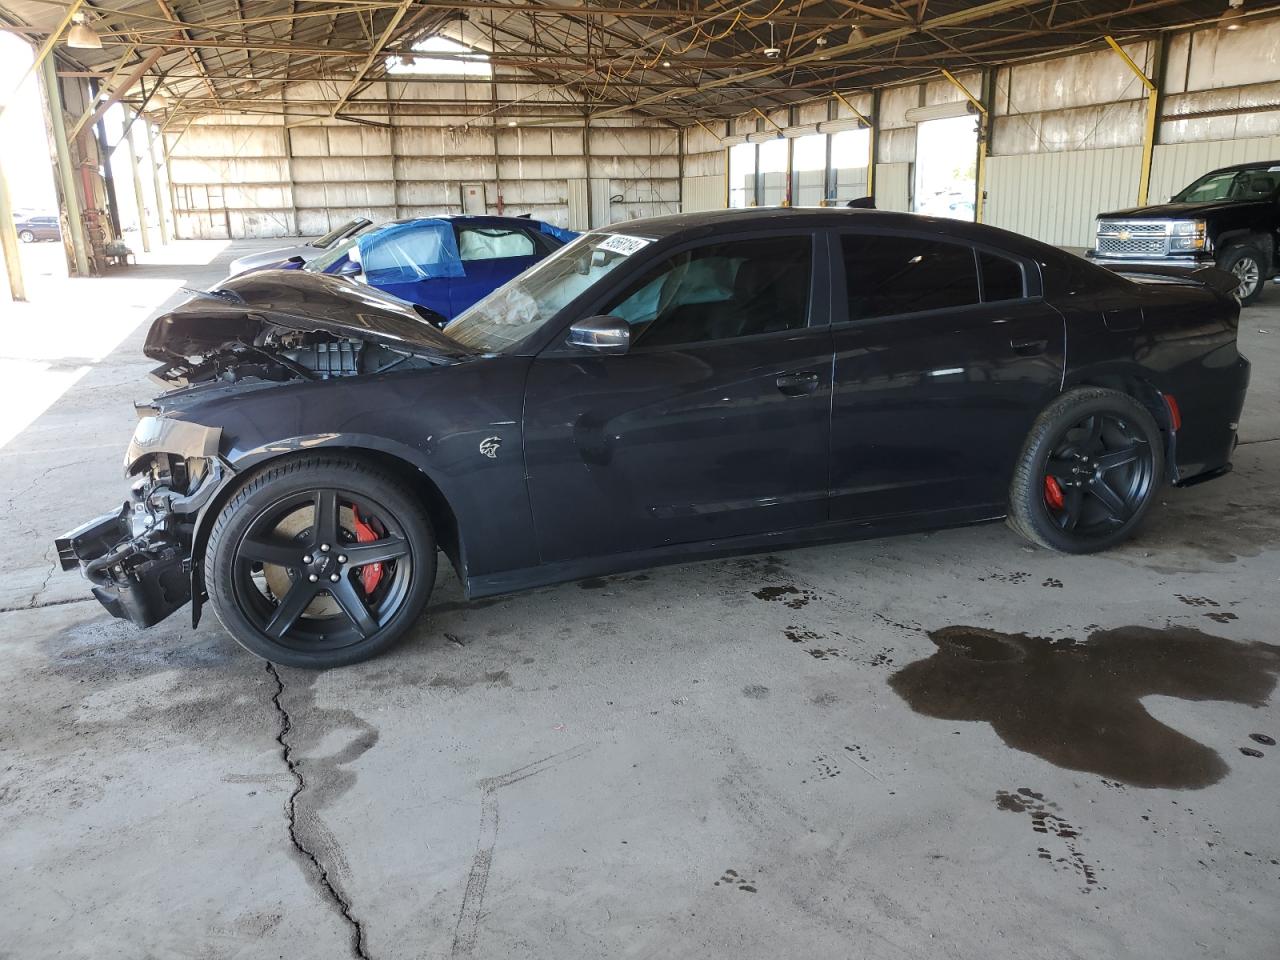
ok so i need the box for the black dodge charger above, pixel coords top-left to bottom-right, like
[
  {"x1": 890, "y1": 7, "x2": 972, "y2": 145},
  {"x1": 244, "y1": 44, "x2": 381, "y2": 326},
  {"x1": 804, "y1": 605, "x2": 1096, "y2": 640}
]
[{"x1": 56, "y1": 208, "x2": 1250, "y2": 668}]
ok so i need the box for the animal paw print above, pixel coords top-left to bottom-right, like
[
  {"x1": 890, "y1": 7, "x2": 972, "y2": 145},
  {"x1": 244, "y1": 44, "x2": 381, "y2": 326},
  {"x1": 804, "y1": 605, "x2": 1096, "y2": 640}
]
[
  {"x1": 1042, "y1": 577, "x2": 1063, "y2": 588},
  {"x1": 1175, "y1": 594, "x2": 1219, "y2": 607},
  {"x1": 981, "y1": 571, "x2": 1029, "y2": 584},
  {"x1": 1241, "y1": 733, "x2": 1274, "y2": 758},
  {"x1": 807, "y1": 647, "x2": 841, "y2": 661},
  {"x1": 785, "y1": 626, "x2": 823, "y2": 644},
  {"x1": 1205, "y1": 611, "x2": 1238, "y2": 624},
  {"x1": 714, "y1": 868, "x2": 757, "y2": 893},
  {"x1": 858, "y1": 647, "x2": 895, "y2": 667},
  {"x1": 844, "y1": 744, "x2": 870, "y2": 763},
  {"x1": 807, "y1": 755, "x2": 840, "y2": 781}
]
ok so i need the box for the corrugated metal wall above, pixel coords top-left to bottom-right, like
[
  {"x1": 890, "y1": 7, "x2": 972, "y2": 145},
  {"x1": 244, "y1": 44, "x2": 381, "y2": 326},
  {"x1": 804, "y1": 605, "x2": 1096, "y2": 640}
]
[
  {"x1": 165, "y1": 79, "x2": 680, "y2": 239},
  {"x1": 1150, "y1": 136, "x2": 1280, "y2": 203},
  {"x1": 985, "y1": 147, "x2": 1143, "y2": 247},
  {"x1": 874, "y1": 163, "x2": 911, "y2": 212},
  {"x1": 680, "y1": 175, "x2": 723, "y2": 212}
]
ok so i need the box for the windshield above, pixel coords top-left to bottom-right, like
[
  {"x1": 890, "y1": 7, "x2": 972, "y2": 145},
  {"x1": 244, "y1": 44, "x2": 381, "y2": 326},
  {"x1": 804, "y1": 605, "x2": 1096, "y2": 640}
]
[
  {"x1": 444, "y1": 232, "x2": 651, "y2": 352},
  {"x1": 310, "y1": 217, "x2": 372, "y2": 249},
  {"x1": 1174, "y1": 167, "x2": 1280, "y2": 203},
  {"x1": 305, "y1": 236, "x2": 359, "y2": 273}
]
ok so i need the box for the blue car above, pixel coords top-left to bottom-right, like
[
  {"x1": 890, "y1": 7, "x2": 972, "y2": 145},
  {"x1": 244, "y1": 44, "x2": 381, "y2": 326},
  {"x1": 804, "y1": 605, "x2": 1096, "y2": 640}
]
[{"x1": 302, "y1": 215, "x2": 578, "y2": 324}]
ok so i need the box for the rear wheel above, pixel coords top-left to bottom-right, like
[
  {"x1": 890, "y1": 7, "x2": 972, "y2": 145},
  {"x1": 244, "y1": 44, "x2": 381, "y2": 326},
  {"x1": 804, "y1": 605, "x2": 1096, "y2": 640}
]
[
  {"x1": 1008, "y1": 388, "x2": 1164, "y2": 554},
  {"x1": 1218, "y1": 244, "x2": 1266, "y2": 305},
  {"x1": 18, "y1": 230, "x2": 34, "y2": 243},
  {"x1": 206, "y1": 456, "x2": 435, "y2": 668}
]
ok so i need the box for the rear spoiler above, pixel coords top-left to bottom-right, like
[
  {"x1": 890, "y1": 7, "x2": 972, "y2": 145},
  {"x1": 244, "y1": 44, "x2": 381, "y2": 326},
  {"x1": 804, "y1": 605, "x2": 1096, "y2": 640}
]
[{"x1": 1110, "y1": 263, "x2": 1239, "y2": 298}]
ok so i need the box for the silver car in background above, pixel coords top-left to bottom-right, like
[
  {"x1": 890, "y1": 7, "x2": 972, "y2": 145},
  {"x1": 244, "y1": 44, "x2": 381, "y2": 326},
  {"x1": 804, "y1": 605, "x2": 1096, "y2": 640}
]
[{"x1": 226, "y1": 217, "x2": 372, "y2": 277}]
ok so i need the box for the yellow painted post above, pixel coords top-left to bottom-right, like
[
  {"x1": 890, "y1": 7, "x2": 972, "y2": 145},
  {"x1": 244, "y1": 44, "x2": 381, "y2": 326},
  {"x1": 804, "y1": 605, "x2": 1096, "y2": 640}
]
[
  {"x1": 940, "y1": 69, "x2": 990, "y2": 222},
  {"x1": 1104, "y1": 35, "x2": 1158, "y2": 206}
]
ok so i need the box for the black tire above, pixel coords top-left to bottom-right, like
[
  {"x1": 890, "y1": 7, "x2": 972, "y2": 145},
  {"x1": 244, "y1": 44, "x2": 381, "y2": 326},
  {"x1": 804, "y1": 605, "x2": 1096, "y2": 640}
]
[
  {"x1": 1007, "y1": 387, "x2": 1164, "y2": 554},
  {"x1": 205, "y1": 455, "x2": 435, "y2": 668},
  {"x1": 18, "y1": 230, "x2": 34, "y2": 243},
  {"x1": 1218, "y1": 244, "x2": 1266, "y2": 305}
]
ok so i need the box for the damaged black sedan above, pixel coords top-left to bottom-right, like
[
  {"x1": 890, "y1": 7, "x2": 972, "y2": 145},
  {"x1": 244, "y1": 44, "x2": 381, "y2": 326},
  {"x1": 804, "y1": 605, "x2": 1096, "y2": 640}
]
[{"x1": 57, "y1": 209, "x2": 1250, "y2": 668}]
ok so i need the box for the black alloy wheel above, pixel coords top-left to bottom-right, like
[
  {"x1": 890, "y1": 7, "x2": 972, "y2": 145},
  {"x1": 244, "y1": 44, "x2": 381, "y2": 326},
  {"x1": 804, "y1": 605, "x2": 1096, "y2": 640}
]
[
  {"x1": 206, "y1": 456, "x2": 435, "y2": 667},
  {"x1": 1008, "y1": 387, "x2": 1164, "y2": 554},
  {"x1": 1041, "y1": 412, "x2": 1155, "y2": 537}
]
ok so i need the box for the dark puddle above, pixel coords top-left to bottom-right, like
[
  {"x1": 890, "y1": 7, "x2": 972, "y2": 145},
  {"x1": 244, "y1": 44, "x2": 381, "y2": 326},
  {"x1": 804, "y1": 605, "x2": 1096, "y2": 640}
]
[{"x1": 889, "y1": 625, "x2": 1280, "y2": 789}]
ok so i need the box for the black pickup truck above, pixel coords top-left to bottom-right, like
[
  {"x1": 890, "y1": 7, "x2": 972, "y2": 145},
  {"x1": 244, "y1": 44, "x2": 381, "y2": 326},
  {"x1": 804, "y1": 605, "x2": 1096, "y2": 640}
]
[{"x1": 1088, "y1": 160, "x2": 1280, "y2": 304}]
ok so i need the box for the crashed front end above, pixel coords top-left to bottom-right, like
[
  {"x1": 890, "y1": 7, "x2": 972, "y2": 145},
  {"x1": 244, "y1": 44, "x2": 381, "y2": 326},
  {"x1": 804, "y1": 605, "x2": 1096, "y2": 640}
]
[{"x1": 55, "y1": 418, "x2": 226, "y2": 628}]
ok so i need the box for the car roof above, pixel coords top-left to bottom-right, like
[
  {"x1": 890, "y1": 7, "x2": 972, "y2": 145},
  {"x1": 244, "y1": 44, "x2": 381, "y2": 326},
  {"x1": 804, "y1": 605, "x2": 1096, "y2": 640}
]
[
  {"x1": 381, "y1": 214, "x2": 549, "y2": 230},
  {"x1": 595, "y1": 206, "x2": 1065, "y2": 261},
  {"x1": 1201, "y1": 160, "x2": 1280, "y2": 175}
]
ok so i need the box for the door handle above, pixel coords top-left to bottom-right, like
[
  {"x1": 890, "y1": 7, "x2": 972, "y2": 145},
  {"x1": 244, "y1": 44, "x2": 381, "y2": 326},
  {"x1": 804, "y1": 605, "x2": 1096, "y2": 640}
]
[
  {"x1": 776, "y1": 371, "x2": 821, "y2": 396},
  {"x1": 1010, "y1": 337, "x2": 1048, "y2": 356}
]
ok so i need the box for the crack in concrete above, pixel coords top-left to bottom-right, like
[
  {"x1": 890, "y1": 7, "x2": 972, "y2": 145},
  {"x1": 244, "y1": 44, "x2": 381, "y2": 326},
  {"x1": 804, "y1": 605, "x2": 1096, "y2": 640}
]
[
  {"x1": 1238, "y1": 436, "x2": 1280, "y2": 446},
  {"x1": 265, "y1": 663, "x2": 371, "y2": 960},
  {"x1": 0, "y1": 596, "x2": 95, "y2": 615}
]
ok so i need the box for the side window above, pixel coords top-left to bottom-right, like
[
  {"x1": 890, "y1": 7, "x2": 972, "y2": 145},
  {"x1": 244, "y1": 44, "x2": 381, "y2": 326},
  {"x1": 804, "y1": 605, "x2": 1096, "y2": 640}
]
[
  {"x1": 841, "y1": 234, "x2": 979, "y2": 320},
  {"x1": 603, "y1": 235, "x2": 812, "y2": 349},
  {"x1": 457, "y1": 227, "x2": 537, "y2": 261},
  {"x1": 979, "y1": 251, "x2": 1026, "y2": 302}
]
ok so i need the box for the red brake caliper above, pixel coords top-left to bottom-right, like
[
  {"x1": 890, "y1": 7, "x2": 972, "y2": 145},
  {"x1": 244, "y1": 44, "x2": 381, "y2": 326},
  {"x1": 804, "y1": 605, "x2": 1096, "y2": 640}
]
[
  {"x1": 1043, "y1": 475, "x2": 1065, "y2": 511},
  {"x1": 351, "y1": 505, "x2": 384, "y2": 595}
]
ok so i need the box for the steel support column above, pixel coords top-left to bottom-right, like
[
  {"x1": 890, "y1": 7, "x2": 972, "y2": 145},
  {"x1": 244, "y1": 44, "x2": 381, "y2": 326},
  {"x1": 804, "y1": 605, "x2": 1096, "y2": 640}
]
[
  {"x1": 1105, "y1": 35, "x2": 1162, "y2": 206},
  {"x1": 40, "y1": 56, "x2": 89, "y2": 277},
  {"x1": 0, "y1": 153, "x2": 26, "y2": 301}
]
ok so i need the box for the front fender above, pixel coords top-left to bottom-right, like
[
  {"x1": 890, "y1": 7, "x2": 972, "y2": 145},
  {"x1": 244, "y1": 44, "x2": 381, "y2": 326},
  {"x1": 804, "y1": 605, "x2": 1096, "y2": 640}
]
[{"x1": 177, "y1": 358, "x2": 539, "y2": 612}]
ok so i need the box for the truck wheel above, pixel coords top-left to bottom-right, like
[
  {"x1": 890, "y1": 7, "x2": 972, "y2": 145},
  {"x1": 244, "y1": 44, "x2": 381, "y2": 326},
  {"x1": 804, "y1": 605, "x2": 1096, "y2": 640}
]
[
  {"x1": 205, "y1": 455, "x2": 436, "y2": 668},
  {"x1": 1007, "y1": 387, "x2": 1163, "y2": 554},
  {"x1": 1218, "y1": 244, "x2": 1266, "y2": 305}
]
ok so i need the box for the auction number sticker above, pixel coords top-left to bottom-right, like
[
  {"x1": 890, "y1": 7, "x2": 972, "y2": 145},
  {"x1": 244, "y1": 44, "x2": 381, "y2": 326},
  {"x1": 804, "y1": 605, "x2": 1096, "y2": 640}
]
[{"x1": 598, "y1": 234, "x2": 653, "y2": 256}]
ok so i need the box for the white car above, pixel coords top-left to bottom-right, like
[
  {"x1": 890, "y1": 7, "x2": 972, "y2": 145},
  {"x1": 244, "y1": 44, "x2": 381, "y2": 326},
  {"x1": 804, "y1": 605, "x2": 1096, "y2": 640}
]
[{"x1": 226, "y1": 217, "x2": 372, "y2": 277}]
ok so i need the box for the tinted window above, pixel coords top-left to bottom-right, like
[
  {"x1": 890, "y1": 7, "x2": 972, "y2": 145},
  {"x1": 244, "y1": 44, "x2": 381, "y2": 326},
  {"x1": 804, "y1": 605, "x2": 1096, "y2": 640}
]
[
  {"x1": 980, "y1": 251, "x2": 1025, "y2": 302},
  {"x1": 456, "y1": 227, "x2": 536, "y2": 261},
  {"x1": 605, "y1": 235, "x2": 812, "y2": 348},
  {"x1": 841, "y1": 235, "x2": 979, "y2": 320}
]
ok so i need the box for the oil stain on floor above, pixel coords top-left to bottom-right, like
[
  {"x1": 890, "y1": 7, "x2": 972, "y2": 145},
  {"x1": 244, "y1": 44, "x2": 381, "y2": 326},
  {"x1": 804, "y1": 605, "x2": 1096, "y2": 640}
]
[{"x1": 888, "y1": 625, "x2": 1280, "y2": 789}]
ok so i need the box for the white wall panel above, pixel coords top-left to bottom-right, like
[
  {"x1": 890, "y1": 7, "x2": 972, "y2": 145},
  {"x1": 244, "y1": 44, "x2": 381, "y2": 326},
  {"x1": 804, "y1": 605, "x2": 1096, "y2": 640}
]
[
  {"x1": 984, "y1": 146, "x2": 1142, "y2": 247},
  {"x1": 681, "y1": 175, "x2": 724, "y2": 212},
  {"x1": 874, "y1": 162, "x2": 911, "y2": 212}
]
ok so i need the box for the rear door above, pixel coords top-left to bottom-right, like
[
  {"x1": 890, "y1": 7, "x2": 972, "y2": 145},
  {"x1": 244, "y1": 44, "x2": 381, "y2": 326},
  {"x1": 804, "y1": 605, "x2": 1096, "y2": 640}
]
[
  {"x1": 829, "y1": 230, "x2": 1065, "y2": 521},
  {"x1": 522, "y1": 230, "x2": 834, "y2": 562}
]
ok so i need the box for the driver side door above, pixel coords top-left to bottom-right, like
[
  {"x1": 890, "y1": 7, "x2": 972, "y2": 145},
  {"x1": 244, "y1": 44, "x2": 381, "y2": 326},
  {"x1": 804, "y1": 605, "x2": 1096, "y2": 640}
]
[{"x1": 521, "y1": 231, "x2": 834, "y2": 563}]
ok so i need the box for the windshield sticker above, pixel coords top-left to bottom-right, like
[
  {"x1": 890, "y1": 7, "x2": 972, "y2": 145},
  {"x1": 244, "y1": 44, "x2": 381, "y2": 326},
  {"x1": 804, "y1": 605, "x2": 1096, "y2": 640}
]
[{"x1": 598, "y1": 234, "x2": 653, "y2": 256}]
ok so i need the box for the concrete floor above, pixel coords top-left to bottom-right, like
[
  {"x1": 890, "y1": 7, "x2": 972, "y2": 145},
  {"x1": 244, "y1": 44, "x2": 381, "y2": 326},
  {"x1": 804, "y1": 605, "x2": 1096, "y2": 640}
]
[{"x1": 2, "y1": 238, "x2": 1278, "y2": 960}]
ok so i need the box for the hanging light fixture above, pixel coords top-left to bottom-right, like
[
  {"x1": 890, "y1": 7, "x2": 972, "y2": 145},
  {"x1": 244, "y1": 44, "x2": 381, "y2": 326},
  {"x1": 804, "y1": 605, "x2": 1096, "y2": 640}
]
[
  {"x1": 815, "y1": 35, "x2": 829, "y2": 60},
  {"x1": 66, "y1": 13, "x2": 102, "y2": 49},
  {"x1": 850, "y1": 24, "x2": 868, "y2": 43},
  {"x1": 763, "y1": 22, "x2": 782, "y2": 59},
  {"x1": 1221, "y1": 0, "x2": 1247, "y2": 29}
]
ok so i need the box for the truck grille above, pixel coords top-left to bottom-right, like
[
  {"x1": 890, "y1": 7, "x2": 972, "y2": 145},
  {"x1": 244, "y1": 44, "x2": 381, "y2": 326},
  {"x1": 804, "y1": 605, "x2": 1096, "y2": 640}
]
[{"x1": 1095, "y1": 220, "x2": 1170, "y2": 258}]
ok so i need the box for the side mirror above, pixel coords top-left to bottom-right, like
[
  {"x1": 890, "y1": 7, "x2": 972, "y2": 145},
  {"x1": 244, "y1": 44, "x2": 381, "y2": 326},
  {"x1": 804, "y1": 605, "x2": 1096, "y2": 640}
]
[{"x1": 566, "y1": 315, "x2": 630, "y2": 355}]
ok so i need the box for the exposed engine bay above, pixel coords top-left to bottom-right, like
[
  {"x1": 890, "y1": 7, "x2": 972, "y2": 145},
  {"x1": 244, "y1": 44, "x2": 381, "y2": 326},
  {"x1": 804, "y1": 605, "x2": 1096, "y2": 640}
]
[{"x1": 148, "y1": 326, "x2": 427, "y2": 388}]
